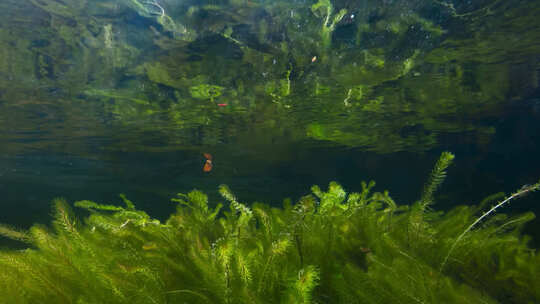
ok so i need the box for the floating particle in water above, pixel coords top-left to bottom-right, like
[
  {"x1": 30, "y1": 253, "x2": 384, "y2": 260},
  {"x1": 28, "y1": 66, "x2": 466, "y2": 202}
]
[{"x1": 203, "y1": 153, "x2": 213, "y2": 172}]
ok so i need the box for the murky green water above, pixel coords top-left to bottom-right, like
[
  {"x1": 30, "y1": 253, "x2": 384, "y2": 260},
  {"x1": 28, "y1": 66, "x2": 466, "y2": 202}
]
[{"x1": 1, "y1": 0, "x2": 539, "y2": 242}]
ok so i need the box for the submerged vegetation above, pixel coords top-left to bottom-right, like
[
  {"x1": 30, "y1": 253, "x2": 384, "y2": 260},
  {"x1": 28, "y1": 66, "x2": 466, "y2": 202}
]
[
  {"x1": 1, "y1": 152, "x2": 539, "y2": 303},
  {"x1": 1, "y1": 0, "x2": 540, "y2": 154},
  {"x1": 1, "y1": 1, "x2": 539, "y2": 302}
]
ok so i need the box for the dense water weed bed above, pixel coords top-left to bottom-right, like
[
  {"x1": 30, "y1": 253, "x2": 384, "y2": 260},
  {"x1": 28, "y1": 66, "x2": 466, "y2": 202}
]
[{"x1": 1, "y1": 153, "x2": 539, "y2": 304}]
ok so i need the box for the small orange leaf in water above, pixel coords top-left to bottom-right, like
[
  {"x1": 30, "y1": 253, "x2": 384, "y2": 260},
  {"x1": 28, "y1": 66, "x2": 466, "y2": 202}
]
[
  {"x1": 203, "y1": 160, "x2": 213, "y2": 172},
  {"x1": 203, "y1": 153, "x2": 213, "y2": 172}
]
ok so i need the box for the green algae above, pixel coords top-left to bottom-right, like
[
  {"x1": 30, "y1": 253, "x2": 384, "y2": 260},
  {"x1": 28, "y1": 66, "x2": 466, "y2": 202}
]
[{"x1": 189, "y1": 84, "x2": 224, "y2": 101}]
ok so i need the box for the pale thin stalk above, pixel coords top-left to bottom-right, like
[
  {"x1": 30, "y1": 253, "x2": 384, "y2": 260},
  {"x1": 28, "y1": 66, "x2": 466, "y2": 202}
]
[{"x1": 440, "y1": 182, "x2": 540, "y2": 272}]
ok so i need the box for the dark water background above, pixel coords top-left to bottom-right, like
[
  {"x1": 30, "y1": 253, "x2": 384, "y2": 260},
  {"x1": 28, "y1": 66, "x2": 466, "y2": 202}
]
[{"x1": 1, "y1": 0, "x2": 540, "y2": 246}]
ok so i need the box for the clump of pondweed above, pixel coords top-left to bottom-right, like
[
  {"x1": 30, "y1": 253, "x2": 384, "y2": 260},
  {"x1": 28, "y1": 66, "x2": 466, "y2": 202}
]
[{"x1": 0, "y1": 152, "x2": 538, "y2": 304}]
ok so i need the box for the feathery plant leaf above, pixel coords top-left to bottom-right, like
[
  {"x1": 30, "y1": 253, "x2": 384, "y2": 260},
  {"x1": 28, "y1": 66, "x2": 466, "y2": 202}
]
[
  {"x1": 171, "y1": 190, "x2": 223, "y2": 224},
  {"x1": 74, "y1": 200, "x2": 124, "y2": 212},
  {"x1": 0, "y1": 224, "x2": 31, "y2": 243},
  {"x1": 52, "y1": 198, "x2": 77, "y2": 234},
  {"x1": 408, "y1": 152, "x2": 454, "y2": 246},
  {"x1": 418, "y1": 151, "x2": 455, "y2": 209},
  {"x1": 272, "y1": 238, "x2": 291, "y2": 255},
  {"x1": 312, "y1": 182, "x2": 348, "y2": 214},
  {"x1": 236, "y1": 250, "x2": 255, "y2": 285},
  {"x1": 172, "y1": 190, "x2": 208, "y2": 211},
  {"x1": 287, "y1": 265, "x2": 320, "y2": 304},
  {"x1": 219, "y1": 184, "x2": 253, "y2": 230},
  {"x1": 359, "y1": 180, "x2": 376, "y2": 206},
  {"x1": 253, "y1": 205, "x2": 271, "y2": 238},
  {"x1": 256, "y1": 236, "x2": 292, "y2": 294},
  {"x1": 219, "y1": 184, "x2": 237, "y2": 204}
]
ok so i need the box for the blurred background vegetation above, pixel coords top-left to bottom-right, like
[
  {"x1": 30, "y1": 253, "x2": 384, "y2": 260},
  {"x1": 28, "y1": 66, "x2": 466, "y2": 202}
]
[{"x1": 1, "y1": 0, "x2": 539, "y2": 153}]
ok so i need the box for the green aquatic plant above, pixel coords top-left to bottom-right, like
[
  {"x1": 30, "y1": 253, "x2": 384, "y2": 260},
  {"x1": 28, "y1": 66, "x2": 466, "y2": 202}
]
[
  {"x1": 407, "y1": 151, "x2": 455, "y2": 249},
  {"x1": 124, "y1": 0, "x2": 190, "y2": 38},
  {"x1": 28, "y1": 0, "x2": 86, "y2": 18},
  {"x1": 189, "y1": 84, "x2": 224, "y2": 102},
  {"x1": 440, "y1": 181, "x2": 540, "y2": 272},
  {"x1": 3, "y1": 0, "x2": 539, "y2": 156},
  {"x1": 311, "y1": 0, "x2": 347, "y2": 49},
  {"x1": 0, "y1": 152, "x2": 539, "y2": 303}
]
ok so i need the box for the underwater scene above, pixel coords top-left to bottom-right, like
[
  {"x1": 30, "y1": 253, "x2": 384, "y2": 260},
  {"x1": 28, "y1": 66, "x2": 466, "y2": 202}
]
[{"x1": 1, "y1": 0, "x2": 540, "y2": 303}]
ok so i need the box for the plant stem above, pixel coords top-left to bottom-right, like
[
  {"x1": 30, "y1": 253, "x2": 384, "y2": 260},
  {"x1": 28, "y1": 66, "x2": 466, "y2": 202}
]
[{"x1": 440, "y1": 182, "x2": 540, "y2": 272}]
